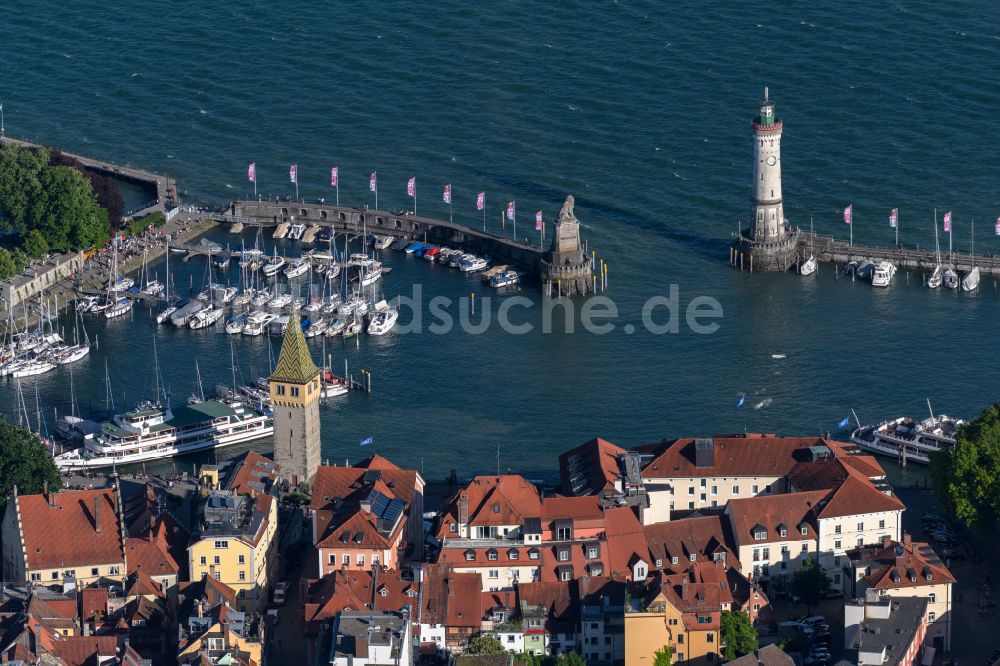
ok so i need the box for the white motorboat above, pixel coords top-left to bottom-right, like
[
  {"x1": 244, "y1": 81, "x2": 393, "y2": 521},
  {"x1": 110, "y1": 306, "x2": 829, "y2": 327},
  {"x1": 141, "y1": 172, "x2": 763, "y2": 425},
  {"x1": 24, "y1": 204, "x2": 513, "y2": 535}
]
[
  {"x1": 252, "y1": 291, "x2": 271, "y2": 308},
  {"x1": 189, "y1": 305, "x2": 224, "y2": 330},
  {"x1": 155, "y1": 305, "x2": 177, "y2": 325},
  {"x1": 225, "y1": 314, "x2": 247, "y2": 335},
  {"x1": 871, "y1": 261, "x2": 896, "y2": 287},
  {"x1": 373, "y1": 235, "x2": 394, "y2": 250},
  {"x1": 460, "y1": 256, "x2": 488, "y2": 272},
  {"x1": 304, "y1": 318, "x2": 328, "y2": 337},
  {"x1": 288, "y1": 223, "x2": 306, "y2": 240},
  {"x1": 284, "y1": 260, "x2": 310, "y2": 279},
  {"x1": 348, "y1": 252, "x2": 375, "y2": 267},
  {"x1": 242, "y1": 311, "x2": 277, "y2": 337},
  {"x1": 943, "y1": 268, "x2": 959, "y2": 290},
  {"x1": 263, "y1": 256, "x2": 287, "y2": 277},
  {"x1": 367, "y1": 308, "x2": 398, "y2": 336},
  {"x1": 489, "y1": 270, "x2": 521, "y2": 288},
  {"x1": 104, "y1": 297, "x2": 133, "y2": 319},
  {"x1": 799, "y1": 256, "x2": 817, "y2": 276},
  {"x1": 267, "y1": 293, "x2": 293, "y2": 309},
  {"x1": 77, "y1": 295, "x2": 101, "y2": 312},
  {"x1": 320, "y1": 381, "x2": 349, "y2": 398},
  {"x1": 215, "y1": 286, "x2": 238, "y2": 304}
]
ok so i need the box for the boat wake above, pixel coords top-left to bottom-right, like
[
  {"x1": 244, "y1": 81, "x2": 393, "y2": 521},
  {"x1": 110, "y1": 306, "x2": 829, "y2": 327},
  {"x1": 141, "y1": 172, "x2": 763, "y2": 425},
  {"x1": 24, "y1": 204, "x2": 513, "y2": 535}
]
[
  {"x1": 754, "y1": 398, "x2": 773, "y2": 410},
  {"x1": 771, "y1": 353, "x2": 786, "y2": 359}
]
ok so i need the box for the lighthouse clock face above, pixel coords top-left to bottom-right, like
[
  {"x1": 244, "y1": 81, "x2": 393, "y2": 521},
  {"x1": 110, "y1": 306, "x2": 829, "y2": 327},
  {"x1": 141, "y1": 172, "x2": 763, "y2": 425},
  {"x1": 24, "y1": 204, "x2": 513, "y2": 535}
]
[{"x1": 766, "y1": 155, "x2": 776, "y2": 166}]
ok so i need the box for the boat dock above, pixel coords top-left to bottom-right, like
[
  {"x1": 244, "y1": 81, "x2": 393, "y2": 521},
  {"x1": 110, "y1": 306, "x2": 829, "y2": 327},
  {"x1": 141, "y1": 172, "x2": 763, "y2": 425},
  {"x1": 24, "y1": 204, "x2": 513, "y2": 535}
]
[
  {"x1": 0, "y1": 136, "x2": 178, "y2": 220},
  {"x1": 228, "y1": 200, "x2": 544, "y2": 276},
  {"x1": 732, "y1": 231, "x2": 1000, "y2": 277}
]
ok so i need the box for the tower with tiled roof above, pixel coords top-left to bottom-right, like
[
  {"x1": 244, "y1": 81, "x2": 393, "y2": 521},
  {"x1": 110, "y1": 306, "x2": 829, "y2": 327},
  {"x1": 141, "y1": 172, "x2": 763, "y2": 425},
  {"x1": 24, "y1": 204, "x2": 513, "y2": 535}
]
[{"x1": 269, "y1": 307, "x2": 321, "y2": 489}]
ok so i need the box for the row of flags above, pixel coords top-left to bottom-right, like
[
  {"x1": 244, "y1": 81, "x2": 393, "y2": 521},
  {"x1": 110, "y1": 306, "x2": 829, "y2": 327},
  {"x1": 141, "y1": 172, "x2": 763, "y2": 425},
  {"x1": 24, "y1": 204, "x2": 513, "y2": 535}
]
[
  {"x1": 249, "y1": 163, "x2": 545, "y2": 227},
  {"x1": 844, "y1": 205, "x2": 1000, "y2": 235},
  {"x1": 737, "y1": 392, "x2": 852, "y2": 429}
]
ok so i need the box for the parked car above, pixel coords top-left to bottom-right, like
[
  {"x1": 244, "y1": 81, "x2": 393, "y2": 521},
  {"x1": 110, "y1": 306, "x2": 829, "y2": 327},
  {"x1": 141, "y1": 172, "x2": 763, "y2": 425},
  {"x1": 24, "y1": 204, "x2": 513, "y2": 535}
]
[
  {"x1": 800, "y1": 615, "x2": 826, "y2": 625},
  {"x1": 273, "y1": 581, "x2": 289, "y2": 606}
]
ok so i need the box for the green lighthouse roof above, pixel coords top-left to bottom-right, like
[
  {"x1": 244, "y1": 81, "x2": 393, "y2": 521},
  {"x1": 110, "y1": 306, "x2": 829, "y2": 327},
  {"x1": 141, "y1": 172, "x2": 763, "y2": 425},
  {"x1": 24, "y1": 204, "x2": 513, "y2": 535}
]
[{"x1": 270, "y1": 307, "x2": 319, "y2": 384}]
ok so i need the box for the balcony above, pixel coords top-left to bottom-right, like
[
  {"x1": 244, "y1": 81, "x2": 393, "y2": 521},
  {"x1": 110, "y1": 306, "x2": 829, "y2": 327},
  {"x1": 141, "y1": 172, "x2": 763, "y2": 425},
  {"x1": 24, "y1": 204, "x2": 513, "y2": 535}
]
[{"x1": 441, "y1": 537, "x2": 524, "y2": 549}]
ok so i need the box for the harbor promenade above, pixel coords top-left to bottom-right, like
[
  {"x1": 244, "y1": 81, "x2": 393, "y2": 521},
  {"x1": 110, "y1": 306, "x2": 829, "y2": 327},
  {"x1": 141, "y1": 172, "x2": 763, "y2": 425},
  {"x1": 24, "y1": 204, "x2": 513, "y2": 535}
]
[{"x1": 228, "y1": 199, "x2": 544, "y2": 275}]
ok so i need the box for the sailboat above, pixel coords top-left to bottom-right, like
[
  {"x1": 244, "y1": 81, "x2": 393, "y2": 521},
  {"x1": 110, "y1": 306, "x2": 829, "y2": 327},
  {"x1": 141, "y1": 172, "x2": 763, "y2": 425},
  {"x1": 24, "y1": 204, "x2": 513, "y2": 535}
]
[
  {"x1": 104, "y1": 241, "x2": 133, "y2": 318},
  {"x1": 927, "y1": 212, "x2": 943, "y2": 289},
  {"x1": 155, "y1": 246, "x2": 178, "y2": 324},
  {"x1": 799, "y1": 218, "x2": 817, "y2": 276},
  {"x1": 943, "y1": 210, "x2": 959, "y2": 289},
  {"x1": 961, "y1": 220, "x2": 980, "y2": 292},
  {"x1": 54, "y1": 305, "x2": 91, "y2": 364}
]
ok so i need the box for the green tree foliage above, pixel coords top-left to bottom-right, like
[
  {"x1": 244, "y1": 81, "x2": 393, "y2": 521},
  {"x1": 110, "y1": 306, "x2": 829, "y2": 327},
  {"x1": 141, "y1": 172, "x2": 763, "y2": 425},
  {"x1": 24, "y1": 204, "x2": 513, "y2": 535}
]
[
  {"x1": 792, "y1": 558, "x2": 832, "y2": 613},
  {"x1": 556, "y1": 654, "x2": 586, "y2": 666},
  {"x1": 653, "y1": 645, "x2": 672, "y2": 666},
  {"x1": 0, "y1": 144, "x2": 110, "y2": 252},
  {"x1": 49, "y1": 150, "x2": 124, "y2": 227},
  {"x1": 0, "y1": 248, "x2": 16, "y2": 280},
  {"x1": 125, "y1": 211, "x2": 165, "y2": 237},
  {"x1": 22, "y1": 229, "x2": 48, "y2": 258},
  {"x1": 721, "y1": 611, "x2": 758, "y2": 660},
  {"x1": 467, "y1": 634, "x2": 505, "y2": 655},
  {"x1": 0, "y1": 414, "x2": 62, "y2": 509},
  {"x1": 931, "y1": 402, "x2": 1000, "y2": 528}
]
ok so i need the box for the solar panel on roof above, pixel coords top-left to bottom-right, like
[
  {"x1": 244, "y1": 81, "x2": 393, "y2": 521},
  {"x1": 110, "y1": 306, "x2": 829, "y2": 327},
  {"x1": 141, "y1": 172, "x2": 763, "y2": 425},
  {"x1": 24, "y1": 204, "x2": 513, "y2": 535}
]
[
  {"x1": 383, "y1": 499, "x2": 405, "y2": 525},
  {"x1": 369, "y1": 490, "x2": 390, "y2": 516}
]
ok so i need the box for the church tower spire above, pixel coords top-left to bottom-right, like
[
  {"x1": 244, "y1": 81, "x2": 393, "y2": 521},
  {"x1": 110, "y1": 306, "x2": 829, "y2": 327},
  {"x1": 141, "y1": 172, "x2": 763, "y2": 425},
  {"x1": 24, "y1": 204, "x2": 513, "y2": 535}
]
[{"x1": 269, "y1": 307, "x2": 321, "y2": 489}]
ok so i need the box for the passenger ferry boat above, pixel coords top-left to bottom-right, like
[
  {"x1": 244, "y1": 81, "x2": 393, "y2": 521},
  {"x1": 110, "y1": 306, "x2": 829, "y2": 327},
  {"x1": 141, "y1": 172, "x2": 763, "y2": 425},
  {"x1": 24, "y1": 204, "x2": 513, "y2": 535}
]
[
  {"x1": 850, "y1": 411, "x2": 963, "y2": 465},
  {"x1": 53, "y1": 398, "x2": 273, "y2": 470}
]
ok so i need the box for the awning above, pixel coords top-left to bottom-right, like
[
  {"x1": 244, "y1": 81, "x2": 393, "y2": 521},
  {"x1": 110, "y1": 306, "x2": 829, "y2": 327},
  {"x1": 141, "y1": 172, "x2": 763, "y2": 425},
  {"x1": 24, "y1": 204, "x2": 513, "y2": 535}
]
[{"x1": 920, "y1": 645, "x2": 936, "y2": 666}]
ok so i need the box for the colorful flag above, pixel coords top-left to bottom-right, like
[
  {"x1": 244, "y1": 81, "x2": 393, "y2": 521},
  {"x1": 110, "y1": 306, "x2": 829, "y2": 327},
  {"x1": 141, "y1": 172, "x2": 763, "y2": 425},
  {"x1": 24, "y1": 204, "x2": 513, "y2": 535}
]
[
  {"x1": 476, "y1": 191, "x2": 485, "y2": 211},
  {"x1": 330, "y1": 166, "x2": 338, "y2": 187},
  {"x1": 369, "y1": 172, "x2": 377, "y2": 192},
  {"x1": 995, "y1": 217, "x2": 1000, "y2": 236},
  {"x1": 289, "y1": 165, "x2": 297, "y2": 183},
  {"x1": 443, "y1": 183, "x2": 451, "y2": 204},
  {"x1": 837, "y1": 417, "x2": 851, "y2": 429},
  {"x1": 359, "y1": 436, "x2": 373, "y2": 447},
  {"x1": 889, "y1": 208, "x2": 897, "y2": 229},
  {"x1": 247, "y1": 163, "x2": 256, "y2": 183},
  {"x1": 535, "y1": 211, "x2": 543, "y2": 231},
  {"x1": 407, "y1": 177, "x2": 415, "y2": 197},
  {"x1": 943, "y1": 211, "x2": 952, "y2": 233},
  {"x1": 843, "y1": 204, "x2": 852, "y2": 225},
  {"x1": 507, "y1": 201, "x2": 515, "y2": 221}
]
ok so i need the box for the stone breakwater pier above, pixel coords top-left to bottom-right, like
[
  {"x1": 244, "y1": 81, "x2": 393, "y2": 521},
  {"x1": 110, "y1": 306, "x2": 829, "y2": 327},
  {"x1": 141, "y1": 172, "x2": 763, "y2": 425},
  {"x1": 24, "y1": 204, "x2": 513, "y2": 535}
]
[{"x1": 229, "y1": 194, "x2": 596, "y2": 296}]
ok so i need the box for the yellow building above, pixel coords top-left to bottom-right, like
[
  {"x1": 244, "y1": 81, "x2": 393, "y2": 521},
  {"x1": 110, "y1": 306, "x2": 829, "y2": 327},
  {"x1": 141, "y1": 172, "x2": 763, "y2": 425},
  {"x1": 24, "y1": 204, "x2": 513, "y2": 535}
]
[
  {"x1": 188, "y1": 487, "x2": 278, "y2": 612},
  {"x1": 626, "y1": 570, "x2": 726, "y2": 666}
]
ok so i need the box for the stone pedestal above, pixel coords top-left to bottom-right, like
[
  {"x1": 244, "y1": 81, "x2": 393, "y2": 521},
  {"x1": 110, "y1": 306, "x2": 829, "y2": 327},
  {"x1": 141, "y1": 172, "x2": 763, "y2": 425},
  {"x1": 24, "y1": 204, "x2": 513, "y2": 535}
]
[
  {"x1": 540, "y1": 195, "x2": 595, "y2": 296},
  {"x1": 733, "y1": 231, "x2": 801, "y2": 272}
]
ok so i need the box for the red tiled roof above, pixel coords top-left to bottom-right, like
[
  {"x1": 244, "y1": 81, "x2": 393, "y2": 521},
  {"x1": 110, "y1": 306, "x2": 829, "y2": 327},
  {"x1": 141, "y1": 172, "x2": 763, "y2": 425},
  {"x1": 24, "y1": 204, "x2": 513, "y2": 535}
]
[
  {"x1": 311, "y1": 462, "x2": 419, "y2": 512},
  {"x1": 540, "y1": 495, "x2": 605, "y2": 522},
  {"x1": 16, "y1": 487, "x2": 125, "y2": 571},
  {"x1": 816, "y1": 470, "x2": 905, "y2": 519},
  {"x1": 357, "y1": 454, "x2": 401, "y2": 470},
  {"x1": 517, "y1": 581, "x2": 579, "y2": 634},
  {"x1": 578, "y1": 575, "x2": 627, "y2": 606},
  {"x1": 126, "y1": 570, "x2": 165, "y2": 598},
  {"x1": 420, "y1": 564, "x2": 482, "y2": 628},
  {"x1": 603, "y1": 507, "x2": 651, "y2": 579},
  {"x1": 643, "y1": 515, "x2": 739, "y2": 570},
  {"x1": 645, "y1": 569, "x2": 724, "y2": 630},
  {"x1": 850, "y1": 537, "x2": 956, "y2": 591},
  {"x1": 226, "y1": 450, "x2": 280, "y2": 496},
  {"x1": 315, "y1": 507, "x2": 402, "y2": 551},
  {"x1": 559, "y1": 437, "x2": 625, "y2": 496},
  {"x1": 839, "y1": 454, "x2": 886, "y2": 479},
  {"x1": 126, "y1": 533, "x2": 180, "y2": 579},
  {"x1": 81, "y1": 587, "x2": 109, "y2": 622},
  {"x1": 539, "y1": 542, "x2": 608, "y2": 582},
  {"x1": 437, "y1": 476, "x2": 541, "y2": 539},
  {"x1": 639, "y1": 435, "x2": 851, "y2": 479},
  {"x1": 304, "y1": 570, "x2": 418, "y2": 633},
  {"x1": 725, "y1": 490, "x2": 827, "y2": 547},
  {"x1": 48, "y1": 635, "x2": 118, "y2": 666}
]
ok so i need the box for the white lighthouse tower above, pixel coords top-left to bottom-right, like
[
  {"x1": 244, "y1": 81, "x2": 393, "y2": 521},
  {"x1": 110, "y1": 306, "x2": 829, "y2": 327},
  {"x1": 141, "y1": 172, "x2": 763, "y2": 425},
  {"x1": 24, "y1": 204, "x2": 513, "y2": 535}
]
[
  {"x1": 735, "y1": 87, "x2": 799, "y2": 271},
  {"x1": 751, "y1": 87, "x2": 785, "y2": 242}
]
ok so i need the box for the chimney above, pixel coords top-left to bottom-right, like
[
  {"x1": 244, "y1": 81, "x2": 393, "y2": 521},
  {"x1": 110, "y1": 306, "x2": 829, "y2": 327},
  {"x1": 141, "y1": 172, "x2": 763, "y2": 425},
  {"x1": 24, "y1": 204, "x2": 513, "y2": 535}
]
[
  {"x1": 681, "y1": 576, "x2": 689, "y2": 601},
  {"x1": 196, "y1": 600, "x2": 204, "y2": 619},
  {"x1": 94, "y1": 497, "x2": 102, "y2": 534},
  {"x1": 458, "y1": 494, "x2": 469, "y2": 526},
  {"x1": 45, "y1": 481, "x2": 55, "y2": 508},
  {"x1": 903, "y1": 532, "x2": 911, "y2": 550}
]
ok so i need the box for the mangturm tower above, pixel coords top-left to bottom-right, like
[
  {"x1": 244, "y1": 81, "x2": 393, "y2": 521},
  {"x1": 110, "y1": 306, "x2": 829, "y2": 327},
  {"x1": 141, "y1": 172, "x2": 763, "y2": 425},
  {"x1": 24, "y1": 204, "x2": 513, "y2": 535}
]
[
  {"x1": 269, "y1": 307, "x2": 321, "y2": 490},
  {"x1": 734, "y1": 87, "x2": 799, "y2": 271},
  {"x1": 540, "y1": 195, "x2": 595, "y2": 296}
]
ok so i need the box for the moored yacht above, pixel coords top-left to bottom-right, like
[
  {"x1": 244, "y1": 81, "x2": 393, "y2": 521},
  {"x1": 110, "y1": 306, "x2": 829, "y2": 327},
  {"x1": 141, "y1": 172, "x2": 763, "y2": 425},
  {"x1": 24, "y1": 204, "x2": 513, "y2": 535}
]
[
  {"x1": 367, "y1": 307, "x2": 398, "y2": 336},
  {"x1": 870, "y1": 261, "x2": 896, "y2": 287}
]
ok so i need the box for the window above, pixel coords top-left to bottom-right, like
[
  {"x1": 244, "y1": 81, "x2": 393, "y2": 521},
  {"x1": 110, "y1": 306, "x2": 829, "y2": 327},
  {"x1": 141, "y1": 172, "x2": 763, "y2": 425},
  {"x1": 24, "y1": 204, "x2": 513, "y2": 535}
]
[
  {"x1": 801, "y1": 543, "x2": 808, "y2": 552},
  {"x1": 357, "y1": 554, "x2": 365, "y2": 565},
  {"x1": 276, "y1": 385, "x2": 285, "y2": 396},
  {"x1": 689, "y1": 553, "x2": 697, "y2": 562},
  {"x1": 733, "y1": 485, "x2": 740, "y2": 495},
  {"x1": 779, "y1": 528, "x2": 787, "y2": 538},
  {"x1": 587, "y1": 547, "x2": 598, "y2": 559},
  {"x1": 635, "y1": 565, "x2": 647, "y2": 579},
  {"x1": 710, "y1": 485, "x2": 718, "y2": 496},
  {"x1": 343, "y1": 554, "x2": 350, "y2": 565},
  {"x1": 762, "y1": 547, "x2": 770, "y2": 560},
  {"x1": 929, "y1": 593, "x2": 936, "y2": 603},
  {"x1": 752, "y1": 484, "x2": 759, "y2": 494},
  {"x1": 879, "y1": 519, "x2": 885, "y2": 529},
  {"x1": 213, "y1": 572, "x2": 221, "y2": 580},
  {"x1": 465, "y1": 551, "x2": 476, "y2": 561},
  {"x1": 835, "y1": 525, "x2": 842, "y2": 535},
  {"x1": 488, "y1": 550, "x2": 498, "y2": 561},
  {"x1": 529, "y1": 550, "x2": 540, "y2": 560},
  {"x1": 711, "y1": 500, "x2": 718, "y2": 508},
  {"x1": 200, "y1": 556, "x2": 207, "y2": 565},
  {"x1": 801, "y1": 525, "x2": 808, "y2": 535},
  {"x1": 509, "y1": 550, "x2": 519, "y2": 560},
  {"x1": 450, "y1": 522, "x2": 458, "y2": 533},
  {"x1": 238, "y1": 570, "x2": 246, "y2": 581},
  {"x1": 857, "y1": 537, "x2": 864, "y2": 547},
  {"x1": 668, "y1": 618, "x2": 678, "y2": 626},
  {"x1": 558, "y1": 549, "x2": 570, "y2": 562},
  {"x1": 678, "y1": 654, "x2": 685, "y2": 663},
  {"x1": 707, "y1": 632, "x2": 714, "y2": 643},
  {"x1": 833, "y1": 573, "x2": 841, "y2": 585},
  {"x1": 213, "y1": 556, "x2": 221, "y2": 565},
  {"x1": 688, "y1": 487, "x2": 694, "y2": 496},
  {"x1": 928, "y1": 611, "x2": 936, "y2": 622},
  {"x1": 30, "y1": 573, "x2": 41, "y2": 582},
  {"x1": 701, "y1": 479, "x2": 707, "y2": 487},
  {"x1": 765, "y1": 485, "x2": 772, "y2": 494},
  {"x1": 328, "y1": 554, "x2": 336, "y2": 564},
  {"x1": 561, "y1": 570, "x2": 573, "y2": 582},
  {"x1": 678, "y1": 635, "x2": 685, "y2": 644},
  {"x1": 656, "y1": 559, "x2": 663, "y2": 567},
  {"x1": 373, "y1": 555, "x2": 380, "y2": 565},
  {"x1": 834, "y1": 556, "x2": 840, "y2": 566},
  {"x1": 291, "y1": 386, "x2": 299, "y2": 397},
  {"x1": 489, "y1": 570, "x2": 499, "y2": 579},
  {"x1": 109, "y1": 566, "x2": 121, "y2": 576},
  {"x1": 671, "y1": 556, "x2": 679, "y2": 565},
  {"x1": 207, "y1": 638, "x2": 224, "y2": 651},
  {"x1": 835, "y1": 540, "x2": 842, "y2": 550},
  {"x1": 857, "y1": 522, "x2": 864, "y2": 532},
  {"x1": 697, "y1": 615, "x2": 712, "y2": 624},
  {"x1": 238, "y1": 554, "x2": 245, "y2": 564},
  {"x1": 214, "y1": 540, "x2": 228, "y2": 549},
  {"x1": 754, "y1": 529, "x2": 767, "y2": 541},
  {"x1": 91, "y1": 568, "x2": 99, "y2": 576},
  {"x1": 700, "y1": 493, "x2": 706, "y2": 502},
  {"x1": 688, "y1": 501, "x2": 695, "y2": 510},
  {"x1": 557, "y1": 527, "x2": 573, "y2": 540}
]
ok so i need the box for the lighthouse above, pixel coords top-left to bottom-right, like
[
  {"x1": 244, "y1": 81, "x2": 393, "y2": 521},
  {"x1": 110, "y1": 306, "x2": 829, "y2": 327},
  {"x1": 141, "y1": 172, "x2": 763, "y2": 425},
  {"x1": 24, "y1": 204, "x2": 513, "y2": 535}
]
[
  {"x1": 751, "y1": 87, "x2": 785, "y2": 242},
  {"x1": 734, "y1": 87, "x2": 799, "y2": 271}
]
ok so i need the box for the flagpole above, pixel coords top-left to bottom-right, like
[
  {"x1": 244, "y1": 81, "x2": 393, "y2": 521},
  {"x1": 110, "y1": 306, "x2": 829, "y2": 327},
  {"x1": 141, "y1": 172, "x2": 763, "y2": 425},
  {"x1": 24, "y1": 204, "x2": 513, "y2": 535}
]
[
  {"x1": 482, "y1": 193, "x2": 486, "y2": 231},
  {"x1": 850, "y1": 208, "x2": 853, "y2": 247},
  {"x1": 294, "y1": 165, "x2": 299, "y2": 201},
  {"x1": 513, "y1": 200, "x2": 516, "y2": 242},
  {"x1": 896, "y1": 209, "x2": 899, "y2": 248},
  {"x1": 375, "y1": 182, "x2": 378, "y2": 211}
]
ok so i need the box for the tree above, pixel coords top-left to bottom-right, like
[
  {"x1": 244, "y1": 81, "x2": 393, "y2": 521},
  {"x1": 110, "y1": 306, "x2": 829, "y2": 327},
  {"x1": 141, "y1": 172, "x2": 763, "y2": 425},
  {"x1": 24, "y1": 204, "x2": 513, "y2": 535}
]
[
  {"x1": 22, "y1": 229, "x2": 48, "y2": 258},
  {"x1": 467, "y1": 634, "x2": 505, "y2": 655},
  {"x1": 653, "y1": 645, "x2": 672, "y2": 666},
  {"x1": 792, "y1": 558, "x2": 832, "y2": 613},
  {"x1": 0, "y1": 414, "x2": 62, "y2": 509},
  {"x1": 721, "y1": 611, "x2": 758, "y2": 660},
  {"x1": 930, "y1": 402, "x2": 1000, "y2": 529},
  {"x1": 0, "y1": 248, "x2": 16, "y2": 280},
  {"x1": 556, "y1": 653, "x2": 586, "y2": 666}
]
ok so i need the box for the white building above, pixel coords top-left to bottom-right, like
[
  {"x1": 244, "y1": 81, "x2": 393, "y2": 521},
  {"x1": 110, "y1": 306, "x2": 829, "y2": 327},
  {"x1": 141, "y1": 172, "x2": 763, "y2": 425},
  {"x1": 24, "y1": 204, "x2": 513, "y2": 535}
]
[{"x1": 328, "y1": 611, "x2": 411, "y2": 666}]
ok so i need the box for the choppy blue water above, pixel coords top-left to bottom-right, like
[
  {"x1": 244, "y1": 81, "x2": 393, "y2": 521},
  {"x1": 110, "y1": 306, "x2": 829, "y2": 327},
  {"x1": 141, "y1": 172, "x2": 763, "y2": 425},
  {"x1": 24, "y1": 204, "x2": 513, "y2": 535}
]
[{"x1": 3, "y1": 1, "x2": 999, "y2": 481}]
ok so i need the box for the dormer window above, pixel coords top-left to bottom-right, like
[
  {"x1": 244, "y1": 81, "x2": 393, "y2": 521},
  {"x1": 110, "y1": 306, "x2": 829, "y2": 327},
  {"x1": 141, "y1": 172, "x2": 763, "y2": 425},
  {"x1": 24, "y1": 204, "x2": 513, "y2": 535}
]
[
  {"x1": 656, "y1": 559, "x2": 663, "y2": 567},
  {"x1": 528, "y1": 548, "x2": 540, "y2": 560},
  {"x1": 753, "y1": 529, "x2": 767, "y2": 541},
  {"x1": 558, "y1": 548, "x2": 570, "y2": 562},
  {"x1": 508, "y1": 549, "x2": 519, "y2": 560},
  {"x1": 800, "y1": 525, "x2": 808, "y2": 535},
  {"x1": 493, "y1": 503, "x2": 500, "y2": 513},
  {"x1": 465, "y1": 550, "x2": 476, "y2": 561},
  {"x1": 689, "y1": 553, "x2": 696, "y2": 562},
  {"x1": 778, "y1": 527, "x2": 787, "y2": 538},
  {"x1": 450, "y1": 522, "x2": 458, "y2": 533},
  {"x1": 671, "y1": 556, "x2": 679, "y2": 565},
  {"x1": 487, "y1": 549, "x2": 498, "y2": 561},
  {"x1": 379, "y1": 588, "x2": 388, "y2": 597}
]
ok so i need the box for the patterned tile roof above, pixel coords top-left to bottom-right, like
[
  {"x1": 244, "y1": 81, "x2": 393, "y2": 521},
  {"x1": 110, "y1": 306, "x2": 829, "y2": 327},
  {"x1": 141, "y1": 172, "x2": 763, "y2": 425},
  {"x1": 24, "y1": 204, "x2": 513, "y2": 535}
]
[{"x1": 269, "y1": 307, "x2": 319, "y2": 384}]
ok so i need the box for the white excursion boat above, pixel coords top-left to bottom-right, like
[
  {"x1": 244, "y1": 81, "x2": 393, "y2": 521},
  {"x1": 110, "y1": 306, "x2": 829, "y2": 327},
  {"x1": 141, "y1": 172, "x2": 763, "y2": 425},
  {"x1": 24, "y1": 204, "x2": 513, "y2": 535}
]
[
  {"x1": 53, "y1": 399, "x2": 273, "y2": 470},
  {"x1": 851, "y1": 406, "x2": 963, "y2": 465},
  {"x1": 367, "y1": 308, "x2": 398, "y2": 336},
  {"x1": 871, "y1": 261, "x2": 897, "y2": 287}
]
